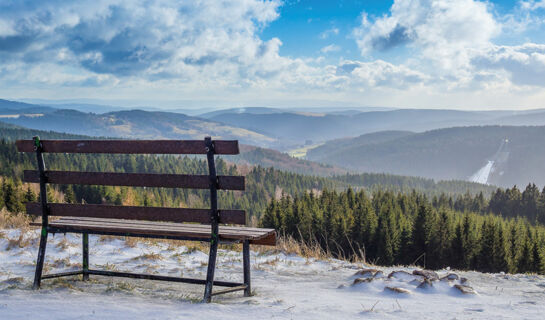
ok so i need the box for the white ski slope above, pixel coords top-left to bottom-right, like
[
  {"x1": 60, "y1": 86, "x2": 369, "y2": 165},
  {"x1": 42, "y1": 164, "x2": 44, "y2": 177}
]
[
  {"x1": 1, "y1": 228, "x2": 544, "y2": 320},
  {"x1": 470, "y1": 160, "x2": 494, "y2": 184}
]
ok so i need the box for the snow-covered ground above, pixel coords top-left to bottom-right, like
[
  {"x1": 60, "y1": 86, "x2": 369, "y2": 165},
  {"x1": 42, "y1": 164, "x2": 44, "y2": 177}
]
[{"x1": 1, "y1": 228, "x2": 544, "y2": 319}]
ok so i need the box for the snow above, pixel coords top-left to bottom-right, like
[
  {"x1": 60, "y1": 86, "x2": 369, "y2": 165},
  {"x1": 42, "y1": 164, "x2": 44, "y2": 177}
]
[
  {"x1": 470, "y1": 160, "x2": 494, "y2": 184},
  {"x1": 1, "y1": 228, "x2": 544, "y2": 319}
]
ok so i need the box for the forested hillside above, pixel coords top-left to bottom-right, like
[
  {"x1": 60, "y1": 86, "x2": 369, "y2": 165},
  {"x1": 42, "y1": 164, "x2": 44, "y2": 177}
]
[
  {"x1": 2, "y1": 126, "x2": 544, "y2": 274},
  {"x1": 237, "y1": 144, "x2": 347, "y2": 176},
  {"x1": 0, "y1": 137, "x2": 497, "y2": 224},
  {"x1": 307, "y1": 126, "x2": 545, "y2": 187},
  {"x1": 0, "y1": 108, "x2": 276, "y2": 146},
  {"x1": 260, "y1": 189, "x2": 545, "y2": 274}
]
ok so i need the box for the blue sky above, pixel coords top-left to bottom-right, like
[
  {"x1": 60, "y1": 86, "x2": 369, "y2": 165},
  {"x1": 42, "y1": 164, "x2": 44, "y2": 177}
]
[{"x1": 1, "y1": 0, "x2": 545, "y2": 109}]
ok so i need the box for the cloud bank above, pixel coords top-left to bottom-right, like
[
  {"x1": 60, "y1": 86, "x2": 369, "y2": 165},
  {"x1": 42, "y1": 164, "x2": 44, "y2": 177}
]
[
  {"x1": 354, "y1": 0, "x2": 545, "y2": 89},
  {"x1": 0, "y1": 0, "x2": 544, "y2": 108}
]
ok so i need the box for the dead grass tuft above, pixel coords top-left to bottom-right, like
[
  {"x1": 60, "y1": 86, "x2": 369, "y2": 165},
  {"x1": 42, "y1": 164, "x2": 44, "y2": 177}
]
[
  {"x1": 6, "y1": 233, "x2": 32, "y2": 250},
  {"x1": 254, "y1": 236, "x2": 329, "y2": 261},
  {"x1": 124, "y1": 237, "x2": 139, "y2": 248},
  {"x1": 131, "y1": 252, "x2": 163, "y2": 261},
  {"x1": 55, "y1": 237, "x2": 74, "y2": 250},
  {"x1": 0, "y1": 208, "x2": 31, "y2": 229}
]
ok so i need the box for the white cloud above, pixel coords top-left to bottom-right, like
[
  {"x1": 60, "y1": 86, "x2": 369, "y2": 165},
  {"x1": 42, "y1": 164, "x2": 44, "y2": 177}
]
[
  {"x1": 0, "y1": 0, "x2": 283, "y2": 82},
  {"x1": 320, "y1": 44, "x2": 340, "y2": 54},
  {"x1": 0, "y1": 0, "x2": 544, "y2": 108},
  {"x1": 320, "y1": 27, "x2": 339, "y2": 39},
  {"x1": 355, "y1": 0, "x2": 499, "y2": 71},
  {"x1": 0, "y1": 0, "x2": 430, "y2": 95},
  {"x1": 472, "y1": 43, "x2": 545, "y2": 86},
  {"x1": 520, "y1": 0, "x2": 545, "y2": 10},
  {"x1": 354, "y1": 0, "x2": 545, "y2": 88},
  {"x1": 336, "y1": 60, "x2": 428, "y2": 89}
]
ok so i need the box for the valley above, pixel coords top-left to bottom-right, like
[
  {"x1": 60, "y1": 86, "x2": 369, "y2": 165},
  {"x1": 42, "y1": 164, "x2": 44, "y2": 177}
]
[{"x1": 3, "y1": 98, "x2": 545, "y2": 187}]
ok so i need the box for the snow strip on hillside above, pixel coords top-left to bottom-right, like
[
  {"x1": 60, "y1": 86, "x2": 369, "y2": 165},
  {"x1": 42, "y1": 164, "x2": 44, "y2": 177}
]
[{"x1": 0, "y1": 228, "x2": 544, "y2": 319}]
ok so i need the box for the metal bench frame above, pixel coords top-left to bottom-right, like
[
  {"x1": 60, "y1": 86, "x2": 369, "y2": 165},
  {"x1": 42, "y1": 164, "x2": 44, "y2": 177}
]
[{"x1": 17, "y1": 136, "x2": 275, "y2": 302}]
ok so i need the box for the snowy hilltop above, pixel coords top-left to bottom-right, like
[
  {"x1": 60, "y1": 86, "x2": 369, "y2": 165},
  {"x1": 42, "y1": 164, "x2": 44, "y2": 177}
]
[{"x1": 1, "y1": 228, "x2": 544, "y2": 319}]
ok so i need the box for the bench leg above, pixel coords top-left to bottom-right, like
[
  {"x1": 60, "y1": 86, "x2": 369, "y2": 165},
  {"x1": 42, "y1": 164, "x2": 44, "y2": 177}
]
[
  {"x1": 243, "y1": 240, "x2": 251, "y2": 297},
  {"x1": 203, "y1": 236, "x2": 219, "y2": 303},
  {"x1": 33, "y1": 227, "x2": 48, "y2": 289},
  {"x1": 82, "y1": 233, "x2": 89, "y2": 281}
]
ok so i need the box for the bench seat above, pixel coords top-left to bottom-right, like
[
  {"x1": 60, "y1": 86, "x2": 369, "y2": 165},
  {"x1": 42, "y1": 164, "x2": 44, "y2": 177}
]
[{"x1": 33, "y1": 217, "x2": 276, "y2": 246}]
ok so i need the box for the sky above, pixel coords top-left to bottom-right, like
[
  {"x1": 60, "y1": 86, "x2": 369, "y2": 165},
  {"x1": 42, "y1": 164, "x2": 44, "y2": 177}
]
[{"x1": 1, "y1": 0, "x2": 545, "y2": 110}]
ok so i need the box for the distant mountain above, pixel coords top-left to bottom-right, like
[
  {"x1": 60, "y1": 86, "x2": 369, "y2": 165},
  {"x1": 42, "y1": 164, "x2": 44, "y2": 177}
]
[
  {"x1": 0, "y1": 99, "x2": 56, "y2": 114},
  {"x1": 199, "y1": 107, "x2": 284, "y2": 118},
  {"x1": 206, "y1": 109, "x2": 494, "y2": 146},
  {"x1": 0, "y1": 124, "x2": 497, "y2": 198},
  {"x1": 0, "y1": 108, "x2": 277, "y2": 146},
  {"x1": 207, "y1": 108, "x2": 545, "y2": 148},
  {"x1": 307, "y1": 126, "x2": 545, "y2": 188},
  {"x1": 199, "y1": 106, "x2": 394, "y2": 119}
]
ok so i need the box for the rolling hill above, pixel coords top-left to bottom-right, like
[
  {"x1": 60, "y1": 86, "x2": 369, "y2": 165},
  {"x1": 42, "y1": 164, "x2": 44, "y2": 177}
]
[
  {"x1": 307, "y1": 126, "x2": 545, "y2": 187},
  {"x1": 207, "y1": 108, "x2": 545, "y2": 148},
  {"x1": 0, "y1": 123, "x2": 496, "y2": 197},
  {"x1": 0, "y1": 108, "x2": 277, "y2": 147}
]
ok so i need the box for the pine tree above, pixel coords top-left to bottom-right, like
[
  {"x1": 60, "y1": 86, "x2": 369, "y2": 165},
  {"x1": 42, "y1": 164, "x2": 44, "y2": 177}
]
[
  {"x1": 3, "y1": 179, "x2": 21, "y2": 212},
  {"x1": 461, "y1": 214, "x2": 477, "y2": 269},
  {"x1": 475, "y1": 219, "x2": 495, "y2": 272},
  {"x1": 411, "y1": 205, "x2": 433, "y2": 266},
  {"x1": 429, "y1": 209, "x2": 452, "y2": 269},
  {"x1": 517, "y1": 238, "x2": 532, "y2": 273},
  {"x1": 64, "y1": 186, "x2": 76, "y2": 204},
  {"x1": 492, "y1": 223, "x2": 509, "y2": 273},
  {"x1": 531, "y1": 239, "x2": 543, "y2": 274},
  {"x1": 261, "y1": 199, "x2": 279, "y2": 229},
  {"x1": 23, "y1": 185, "x2": 36, "y2": 203},
  {"x1": 450, "y1": 222, "x2": 465, "y2": 269}
]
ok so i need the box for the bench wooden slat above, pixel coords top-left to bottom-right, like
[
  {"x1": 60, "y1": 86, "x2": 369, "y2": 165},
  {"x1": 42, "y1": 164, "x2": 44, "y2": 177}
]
[
  {"x1": 39, "y1": 217, "x2": 276, "y2": 244},
  {"x1": 57, "y1": 216, "x2": 270, "y2": 236},
  {"x1": 26, "y1": 203, "x2": 246, "y2": 225},
  {"x1": 16, "y1": 139, "x2": 239, "y2": 155},
  {"x1": 50, "y1": 219, "x2": 268, "y2": 240},
  {"x1": 23, "y1": 170, "x2": 245, "y2": 190}
]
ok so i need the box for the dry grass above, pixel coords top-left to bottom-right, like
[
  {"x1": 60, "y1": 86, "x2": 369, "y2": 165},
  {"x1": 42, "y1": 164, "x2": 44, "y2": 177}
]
[
  {"x1": 254, "y1": 236, "x2": 330, "y2": 261},
  {"x1": 55, "y1": 237, "x2": 75, "y2": 250},
  {"x1": 131, "y1": 252, "x2": 163, "y2": 261},
  {"x1": 6, "y1": 233, "x2": 32, "y2": 250},
  {"x1": 124, "y1": 236, "x2": 140, "y2": 248},
  {"x1": 0, "y1": 208, "x2": 31, "y2": 229}
]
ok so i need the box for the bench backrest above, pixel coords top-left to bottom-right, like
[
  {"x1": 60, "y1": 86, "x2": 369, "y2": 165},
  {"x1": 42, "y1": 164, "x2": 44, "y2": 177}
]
[{"x1": 16, "y1": 137, "x2": 245, "y2": 226}]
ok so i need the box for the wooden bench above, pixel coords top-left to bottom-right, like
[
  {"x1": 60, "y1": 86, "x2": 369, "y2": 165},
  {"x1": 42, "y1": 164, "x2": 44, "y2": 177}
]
[{"x1": 17, "y1": 136, "x2": 276, "y2": 302}]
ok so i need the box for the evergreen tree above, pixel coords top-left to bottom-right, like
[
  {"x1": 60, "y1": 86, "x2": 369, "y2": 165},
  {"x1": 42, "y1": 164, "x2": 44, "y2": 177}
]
[
  {"x1": 531, "y1": 239, "x2": 543, "y2": 274},
  {"x1": 411, "y1": 205, "x2": 433, "y2": 266},
  {"x1": 3, "y1": 179, "x2": 22, "y2": 212},
  {"x1": 492, "y1": 223, "x2": 509, "y2": 273},
  {"x1": 23, "y1": 185, "x2": 36, "y2": 203},
  {"x1": 517, "y1": 238, "x2": 532, "y2": 273},
  {"x1": 64, "y1": 186, "x2": 76, "y2": 204},
  {"x1": 475, "y1": 219, "x2": 496, "y2": 272}
]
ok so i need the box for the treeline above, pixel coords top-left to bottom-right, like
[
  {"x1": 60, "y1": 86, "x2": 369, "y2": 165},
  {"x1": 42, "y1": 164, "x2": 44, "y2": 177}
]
[
  {"x1": 1, "y1": 135, "x2": 545, "y2": 225},
  {"x1": 0, "y1": 138, "x2": 337, "y2": 222},
  {"x1": 431, "y1": 184, "x2": 545, "y2": 225},
  {"x1": 1, "y1": 126, "x2": 501, "y2": 197},
  {"x1": 260, "y1": 189, "x2": 545, "y2": 274},
  {"x1": 331, "y1": 173, "x2": 496, "y2": 197}
]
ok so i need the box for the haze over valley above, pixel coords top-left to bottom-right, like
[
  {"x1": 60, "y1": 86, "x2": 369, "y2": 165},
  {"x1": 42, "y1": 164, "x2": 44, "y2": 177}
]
[{"x1": 2, "y1": 98, "x2": 545, "y2": 188}]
